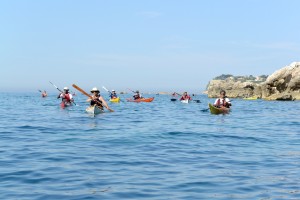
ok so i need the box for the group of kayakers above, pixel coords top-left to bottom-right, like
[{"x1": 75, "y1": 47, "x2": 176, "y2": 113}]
[{"x1": 43, "y1": 85, "x2": 232, "y2": 112}]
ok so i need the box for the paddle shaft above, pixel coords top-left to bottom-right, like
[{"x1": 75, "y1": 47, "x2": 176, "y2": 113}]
[
  {"x1": 201, "y1": 108, "x2": 210, "y2": 112},
  {"x1": 72, "y1": 84, "x2": 113, "y2": 112},
  {"x1": 127, "y1": 88, "x2": 136, "y2": 93},
  {"x1": 102, "y1": 86, "x2": 112, "y2": 94}
]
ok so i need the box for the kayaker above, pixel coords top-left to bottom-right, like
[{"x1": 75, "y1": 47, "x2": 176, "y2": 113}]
[
  {"x1": 41, "y1": 90, "x2": 47, "y2": 97},
  {"x1": 133, "y1": 90, "x2": 142, "y2": 100},
  {"x1": 57, "y1": 87, "x2": 74, "y2": 105},
  {"x1": 213, "y1": 90, "x2": 231, "y2": 108},
  {"x1": 180, "y1": 92, "x2": 192, "y2": 101},
  {"x1": 110, "y1": 90, "x2": 118, "y2": 99},
  {"x1": 87, "y1": 87, "x2": 111, "y2": 110}
]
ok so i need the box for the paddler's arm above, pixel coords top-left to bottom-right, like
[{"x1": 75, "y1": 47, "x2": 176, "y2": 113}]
[
  {"x1": 86, "y1": 97, "x2": 92, "y2": 102},
  {"x1": 99, "y1": 96, "x2": 109, "y2": 109},
  {"x1": 213, "y1": 98, "x2": 218, "y2": 106}
]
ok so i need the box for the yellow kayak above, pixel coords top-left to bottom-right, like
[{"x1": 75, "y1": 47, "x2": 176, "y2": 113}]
[
  {"x1": 109, "y1": 97, "x2": 120, "y2": 103},
  {"x1": 243, "y1": 96, "x2": 258, "y2": 100}
]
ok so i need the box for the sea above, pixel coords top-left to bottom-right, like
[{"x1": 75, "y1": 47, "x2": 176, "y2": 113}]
[{"x1": 0, "y1": 92, "x2": 299, "y2": 200}]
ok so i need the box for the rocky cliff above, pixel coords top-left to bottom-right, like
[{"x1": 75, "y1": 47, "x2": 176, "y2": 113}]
[
  {"x1": 261, "y1": 62, "x2": 300, "y2": 100},
  {"x1": 207, "y1": 62, "x2": 300, "y2": 100},
  {"x1": 207, "y1": 75, "x2": 267, "y2": 98}
]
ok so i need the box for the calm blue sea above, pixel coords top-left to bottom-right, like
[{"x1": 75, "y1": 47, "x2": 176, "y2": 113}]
[{"x1": 0, "y1": 92, "x2": 299, "y2": 200}]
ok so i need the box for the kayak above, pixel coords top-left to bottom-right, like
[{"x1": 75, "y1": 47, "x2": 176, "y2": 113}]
[
  {"x1": 109, "y1": 97, "x2": 120, "y2": 103},
  {"x1": 243, "y1": 96, "x2": 258, "y2": 100},
  {"x1": 60, "y1": 102, "x2": 71, "y2": 109},
  {"x1": 208, "y1": 103, "x2": 230, "y2": 114},
  {"x1": 86, "y1": 105, "x2": 104, "y2": 115},
  {"x1": 180, "y1": 99, "x2": 189, "y2": 104},
  {"x1": 126, "y1": 97, "x2": 154, "y2": 102}
]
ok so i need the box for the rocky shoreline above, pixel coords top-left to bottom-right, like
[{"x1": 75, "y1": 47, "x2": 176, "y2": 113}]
[{"x1": 207, "y1": 62, "x2": 300, "y2": 100}]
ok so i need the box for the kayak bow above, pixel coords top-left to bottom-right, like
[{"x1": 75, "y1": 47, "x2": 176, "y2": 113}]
[
  {"x1": 208, "y1": 103, "x2": 230, "y2": 114},
  {"x1": 86, "y1": 105, "x2": 104, "y2": 115}
]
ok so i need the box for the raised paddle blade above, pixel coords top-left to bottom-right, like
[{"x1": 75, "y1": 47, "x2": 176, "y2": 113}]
[
  {"x1": 72, "y1": 84, "x2": 92, "y2": 98},
  {"x1": 102, "y1": 86, "x2": 110, "y2": 93},
  {"x1": 49, "y1": 81, "x2": 63, "y2": 93}
]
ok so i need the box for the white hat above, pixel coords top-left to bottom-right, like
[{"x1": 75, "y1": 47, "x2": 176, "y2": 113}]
[
  {"x1": 90, "y1": 87, "x2": 100, "y2": 92},
  {"x1": 112, "y1": 89, "x2": 115, "y2": 92},
  {"x1": 63, "y1": 87, "x2": 69, "y2": 90}
]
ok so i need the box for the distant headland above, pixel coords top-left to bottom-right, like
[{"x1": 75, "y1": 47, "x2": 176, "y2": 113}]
[{"x1": 206, "y1": 62, "x2": 300, "y2": 100}]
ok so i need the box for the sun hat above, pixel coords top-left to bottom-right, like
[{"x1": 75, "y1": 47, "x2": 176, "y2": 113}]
[
  {"x1": 136, "y1": 90, "x2": 139, "y2": 93},
  {"x1": 63, "y1": 87, "x2": 69, "y2": 90},
  {"x1": 91, "y1": 87, "x2": 100, "y2": 93},
  {"x1": 112, "y1": 89, "x2": 115, "y2": 92}
]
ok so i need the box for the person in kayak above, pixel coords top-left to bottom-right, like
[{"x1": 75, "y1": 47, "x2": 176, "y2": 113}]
[
  {"x1": 110, "y1": 90, "x2": 118, "y2": 99},
  {"x1": 133, "y1": 90, "x2": 143, "y2": 100},
  {"x1": 213, "y1": 90, "x2": 231, "y2": 108},
  {"x1": 57, "y1": 87, "x2": 74, "y2": 105},
  {"x1": 180, "y1": 92, "x2": 192, "y2": 101},
  {"x1": 87, "y1": 87, "x2": 111, "y2": 110},
  {"x1": 41, "y1": 90, "x2": 47, "y2": 97}
]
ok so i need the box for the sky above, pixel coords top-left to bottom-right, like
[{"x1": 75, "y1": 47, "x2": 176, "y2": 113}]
[{"x1": 0, "y1": 0, "x2": 299, "y2": 93}]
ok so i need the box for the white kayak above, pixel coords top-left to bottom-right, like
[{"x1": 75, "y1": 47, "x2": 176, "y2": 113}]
[
  {"x1": 86, "y1": 105, "x2": 104, "y2": 115},
  {"x1": 180, "y1": 99, "x2": 189, "y2": 104}
]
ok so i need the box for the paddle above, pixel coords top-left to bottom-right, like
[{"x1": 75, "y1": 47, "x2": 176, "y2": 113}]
[
  {"x1": 201, "y1": 108, "x2": 210, "y2": 112},
  {"x1": 49, "y1": 81, "x2": 76, "y2": 105},
  {"x1": 49, "y1": 81, "x2": 63, "y2": 93},
  {"x1": 72, "y1": 84, "x2": 114, "y2": 112},
  {"x1": 127, "y1": 88, "x2": 136, "y2": 93},
  {"x1": 102, "y1": 86, "x2": 111, "y2": 94}
]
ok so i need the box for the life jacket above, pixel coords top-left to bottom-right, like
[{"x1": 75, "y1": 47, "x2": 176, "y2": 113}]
[
  {"x1": 91, "y1": 96, "x2": 103, "y2": 109},
  {"x1": 61, "y1": 93, "x2": 71, "y2": 103},
  {"x1": 133, "y1": 94, "x2": 141, "y2": 100},
  {"x1": 180, "y1": 95, "x2": 191, "y2": 100},
  {"x1": 110, "y1": 93, "x2": 118, "y2": 99},
  {"x1": 64, "y1": 94, "x2": 71, "y2": 102},
  {"x1": 216, "y1": 98, "x2": 229, "y2": 108}
]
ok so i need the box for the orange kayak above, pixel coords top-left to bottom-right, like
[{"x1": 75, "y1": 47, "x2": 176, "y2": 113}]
[{"x1": 126, "y1": 97, "x2": 154, "y2": 102}]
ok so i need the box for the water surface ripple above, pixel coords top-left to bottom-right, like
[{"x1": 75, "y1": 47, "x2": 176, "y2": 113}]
[{"x1": 0, "y1": 93, "x2": 299, "y2": 199}]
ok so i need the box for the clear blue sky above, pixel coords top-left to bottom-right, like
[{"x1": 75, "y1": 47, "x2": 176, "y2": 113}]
[{"x1": 1, "y1": 0, "x2": 299, "y2": 93}]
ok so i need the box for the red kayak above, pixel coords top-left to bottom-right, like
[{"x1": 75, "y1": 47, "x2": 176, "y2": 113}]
[
  {"x1": 126, "y1": 97, "x2": 154, "y2": 102},
  {"x1": 60, "y1": 102, "x2": 72, "y2": 109}
]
